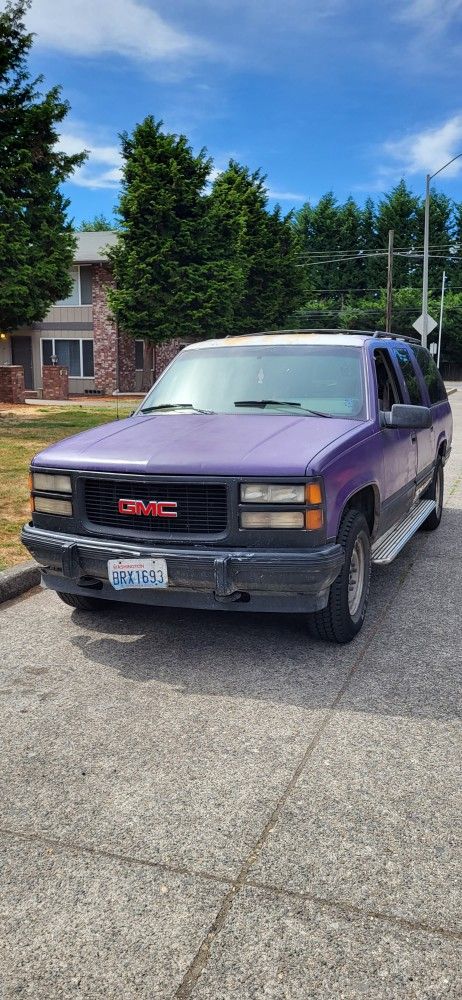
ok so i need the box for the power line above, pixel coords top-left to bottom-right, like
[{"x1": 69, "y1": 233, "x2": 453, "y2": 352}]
[
  {"x1": 296, "y1": 285, "x2": 462, "y2": 293},
  {"x1": 297, "y1": 252, "x2": 462, "y2": 267},
  {"x1": 296, "y1": 243, "x2": 460, "y2": 254},
  {"x1": 296, "y1": 244, "x2": 461, "y2": 259}
]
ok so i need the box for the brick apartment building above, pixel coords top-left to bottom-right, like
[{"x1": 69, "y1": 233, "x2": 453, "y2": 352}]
[{"x1": 0, "y1": 232, "x2": 185, "y2": 398}]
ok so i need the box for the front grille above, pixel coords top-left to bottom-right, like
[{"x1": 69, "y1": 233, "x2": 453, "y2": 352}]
[{"x1": 83, "y1": 478, "x2": 228, "y2": 535}]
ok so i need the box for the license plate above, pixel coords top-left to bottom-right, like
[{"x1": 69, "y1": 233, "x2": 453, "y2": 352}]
[{"x1": 107, "y1": 558, "x2": 168, "y2": 591}]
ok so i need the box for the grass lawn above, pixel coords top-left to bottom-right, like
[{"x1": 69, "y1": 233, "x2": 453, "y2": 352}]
[{"x1": 0, "y1": 403, "x2": 133, "y2": 570}]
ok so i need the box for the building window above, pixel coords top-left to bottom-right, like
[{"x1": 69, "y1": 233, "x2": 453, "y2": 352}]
[
  {"x1": 41, "y1": 339, "x2": 94, "y2": 378},
  {"x1": 135, "y1": 340, "x2": 144, "y2": 370},
  {"x1": 55, "y1": 266, "x2": 93, "y2": 307}
]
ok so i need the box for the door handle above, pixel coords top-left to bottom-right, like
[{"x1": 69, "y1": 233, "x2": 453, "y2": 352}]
[{"x1": 411, "y1": 433, "x2": 417, "y2": 443}]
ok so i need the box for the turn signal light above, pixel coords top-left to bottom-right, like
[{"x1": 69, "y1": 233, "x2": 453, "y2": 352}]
[
  {"x1": 305, "y1": 508, "x2": 323, "y2": 530},
  {"x1": 306, "y1": 482, "x2": 322, "y2": 505}
]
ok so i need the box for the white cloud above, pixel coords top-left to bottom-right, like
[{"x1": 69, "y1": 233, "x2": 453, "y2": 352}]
[
  {"x1": 267, "y1": 190, "x2": 307, "y2": 202},
  {"x1": 57, "y1": 130, "x2": 123, "y2": 189},
  {"x1": 381, "y1": 114, "x2": 462, "y2": 178},
  {"x1": 394, "y1": 0, "x2": 462, "y2": 67},
  {"x1": 27, "y1": 0, "x2": 211, "y2": 63},
  {"x1": 399, "y1": 0, "x2": 462, "y2": 31}
]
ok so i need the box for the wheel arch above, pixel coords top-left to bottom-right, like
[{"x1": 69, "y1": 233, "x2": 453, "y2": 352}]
[
  {"x1": 339, "y1": 483, "x2": 379, "y2": 539},
  {"x1": 437, "y1": 437, "x2": 447, "y2": 459}
]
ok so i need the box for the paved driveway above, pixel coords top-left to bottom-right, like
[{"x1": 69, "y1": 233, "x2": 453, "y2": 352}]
[{"x1": 1, "y1": 392, "x2": 461, "y2": 999}]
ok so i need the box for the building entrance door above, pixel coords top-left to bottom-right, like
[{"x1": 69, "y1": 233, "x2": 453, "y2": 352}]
[{"x1": 11, "y1": 336, "x2": 34, "y2": 389}]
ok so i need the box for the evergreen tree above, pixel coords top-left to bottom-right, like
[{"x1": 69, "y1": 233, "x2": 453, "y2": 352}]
[
  {"x1": 360, "y1": 197, "x2": 382, "y2": 292},
  {"x1": 0, "y1": 0, "x2": 86, "y2": 331},
  {"x1": 210, "y1": 161, "x2": 303, "y2": 334},
  {"x1": 375, "y1": 181, "x2": 421, "y2": 288},
  {"x1": 108, "y1": 116, "x2": 215, "y2": 342},
  {"x1": 449, "y1": 201, "x2": 462, "y2": 291},
  {"x1": 79, "y1": 213, "x2": 115, "y2": 231},
  {"x1": 202, "y1": 166, "x2": 248, "y2": 335},
  {"x1": 294, "y1": 193, "x2": 342, "y2": 293},
  {"x1": 419, "y1": 191, "x2": 454, "y2": 293},
  {"x1": 337, "y1": 197, "x2": 364, "y2": 293}
]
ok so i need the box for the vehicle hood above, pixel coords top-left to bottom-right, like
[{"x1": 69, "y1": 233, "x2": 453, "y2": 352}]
[{"x1": 32, "y1": 412, "x2": 362, "y2": 476}]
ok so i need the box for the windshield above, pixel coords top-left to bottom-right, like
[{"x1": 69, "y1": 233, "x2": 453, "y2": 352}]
[{"x1": 139, "y1": 344, "x2": 366, "y2": 419}]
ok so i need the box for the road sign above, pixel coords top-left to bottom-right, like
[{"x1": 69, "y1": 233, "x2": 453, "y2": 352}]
[{"x1": 412, "y1": 313, "x2": 438, "y2": 336}]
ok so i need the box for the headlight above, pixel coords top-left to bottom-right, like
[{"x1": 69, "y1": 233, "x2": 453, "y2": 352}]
[
  {"x1": 32, "y1": 472, "x2": 72, "y2": 493},
  {"x1": 240, "y1": 511, "x2": 305, "y2": 529},
  {"x1": 240, "y1": 483, "x2": 305, "y2": 503},
  {"x1": 33, "y1": 497, "x2": 73, "y2": 516},
  {"x1": 240, "y1": 479, "x2": 324, "y2": 530}
]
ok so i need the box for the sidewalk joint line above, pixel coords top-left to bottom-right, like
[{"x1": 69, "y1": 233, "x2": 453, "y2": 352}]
[
  {"x1": 0, "y1": 827, "x2": 233, "y2": 889},
  {"x1": 1, "y1": 825, "x2": 459, "y2": 948},
  {"x1": 244, "y1": 879, "x2": 462, "y2": 942}
]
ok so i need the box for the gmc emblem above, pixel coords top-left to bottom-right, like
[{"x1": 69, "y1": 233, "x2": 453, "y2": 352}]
[{"x1": 118, "y1": 498, "x2": 178, "y2": 518}]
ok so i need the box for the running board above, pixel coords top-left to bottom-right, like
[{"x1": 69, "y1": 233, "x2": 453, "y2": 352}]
[{"x1": 371, "y1": 500, "x2": 436, "y2": 565}]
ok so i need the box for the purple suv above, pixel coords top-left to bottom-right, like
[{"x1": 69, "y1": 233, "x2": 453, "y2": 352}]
[{"x1": 23, "y1": 330, "x2": 452, "y2": 643}]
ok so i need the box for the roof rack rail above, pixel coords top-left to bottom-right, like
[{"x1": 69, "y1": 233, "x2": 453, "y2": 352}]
[
  {"x1": 225, "y1": 328, "x2": 421, "y2": 345},
  {"x1": 371, "y1": 330, "x2": 421, "y2": 345}
]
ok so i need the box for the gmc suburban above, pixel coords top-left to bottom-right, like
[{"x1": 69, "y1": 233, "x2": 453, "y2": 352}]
[{"x1": 22, "y1": 330, "x2": 453, "y2": 643}]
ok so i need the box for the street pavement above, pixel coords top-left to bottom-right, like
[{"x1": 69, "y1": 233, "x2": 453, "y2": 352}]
[{"x1": 1, "y1": 391, "x2": 461, "y2": 999}]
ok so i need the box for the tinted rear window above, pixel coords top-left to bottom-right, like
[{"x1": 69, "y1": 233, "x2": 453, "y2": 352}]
[
  {"x1": 392, "y1": 347, "x2": 423, "y2": 405},
  {"x1": 410, "y1": 346, "x2": 447, "y2": 405}
]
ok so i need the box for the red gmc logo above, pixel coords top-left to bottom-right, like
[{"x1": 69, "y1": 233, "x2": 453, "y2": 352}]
[{"x1": 118, "y1": 498, "x2": 178, "y2": 518}]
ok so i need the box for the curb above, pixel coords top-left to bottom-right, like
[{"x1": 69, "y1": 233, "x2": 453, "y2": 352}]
[{"x1": 0, "y1": 561, "x2": 41, "y2": 605}]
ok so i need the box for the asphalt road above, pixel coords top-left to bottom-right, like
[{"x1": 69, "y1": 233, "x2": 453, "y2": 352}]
[{"x1": 1, "y1": 392, "x2": 461, "y2": 999}]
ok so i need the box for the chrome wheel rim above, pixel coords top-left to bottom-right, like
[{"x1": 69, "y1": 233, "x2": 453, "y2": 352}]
[{"x1": 348, "y1": 535, "x2": 366, "y2": 618}]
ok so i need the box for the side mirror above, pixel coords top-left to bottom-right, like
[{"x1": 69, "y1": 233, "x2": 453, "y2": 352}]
[{"x1": 381, "y1": 403, "x2": 432, "y2": 430}]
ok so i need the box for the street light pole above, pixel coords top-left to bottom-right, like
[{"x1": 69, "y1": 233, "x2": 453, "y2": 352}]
[
  {"x1": 422, "y1": 174, "x2": 431, "y2": 349},
  {"x1": 422, "y1": 152, "x2": 462, "y2": 350},
  {"x1": 386, "y1": 229, "x2": 394, "y2": 333}
]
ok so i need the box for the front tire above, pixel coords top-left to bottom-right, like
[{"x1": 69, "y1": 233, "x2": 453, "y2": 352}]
[
  {"x1": 56, "y1": 591, "x2": 110, "y2": 612},
  {"x1": 308, "y1": 510, "x2": 371, "y2": 644},
  {"x1": 420, "y1": 458, "x2": 444, "y2": 532}
]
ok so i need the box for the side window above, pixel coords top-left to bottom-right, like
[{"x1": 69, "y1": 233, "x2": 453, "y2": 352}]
[
  {"x1": 393, "y1": 347, "x2": 423, "y2": 405},
  {"x1": 410, "y1": 346, "x2": 447, "y2": 405},
  {"x1": 373, "y1": 349, "x2": 402, "y2": 411}
]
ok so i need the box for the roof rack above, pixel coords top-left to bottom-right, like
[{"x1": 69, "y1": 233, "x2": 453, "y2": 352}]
[{"x1": 225, "y1": 328, "x2": 421, "y2": 345}]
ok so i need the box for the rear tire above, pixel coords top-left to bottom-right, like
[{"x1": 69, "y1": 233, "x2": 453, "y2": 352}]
[
  {"x1": 308, "y1": 510, "x2": 371, "y2": 644},
  {"x1": 56, "y1": 591, "x2": 109, "y2": 612},
  {"x1": 420, "y1": 458, "x2": 444, "y2": 532}
]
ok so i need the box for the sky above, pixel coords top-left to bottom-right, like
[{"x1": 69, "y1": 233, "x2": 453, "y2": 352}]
[{"x1": 15, "y1": 0, "x2": 462, "y2": 225}]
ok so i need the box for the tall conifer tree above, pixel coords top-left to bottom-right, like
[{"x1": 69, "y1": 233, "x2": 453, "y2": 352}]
[
  {"x1": 108, "y1": 116, "x2": 220, "y2": 341},
  {"x1": 0, "y1": 0, "x2": 86, "y2": 331}
]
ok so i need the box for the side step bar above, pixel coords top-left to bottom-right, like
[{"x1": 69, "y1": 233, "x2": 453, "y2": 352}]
[{"x1": 371, "y1": 499, "x2": 436, "y2": 565}]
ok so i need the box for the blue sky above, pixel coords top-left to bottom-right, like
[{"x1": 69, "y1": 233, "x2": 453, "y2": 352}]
[{"x1": 20, "y1": 0, "x2": 462, "y2": 225}]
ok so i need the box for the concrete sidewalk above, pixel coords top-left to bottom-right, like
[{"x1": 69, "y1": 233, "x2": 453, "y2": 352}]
[{"x1": 1, "y1": 394, "x2": 461, "y2": 999}]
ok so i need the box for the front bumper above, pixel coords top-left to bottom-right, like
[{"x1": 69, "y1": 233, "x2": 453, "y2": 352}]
[{"x1": 21, "y1": 524, "x2": 344, "y2": 614}]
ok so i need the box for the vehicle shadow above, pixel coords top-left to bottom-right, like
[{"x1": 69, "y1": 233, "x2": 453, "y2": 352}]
[{"x1": 68, "y1": 507, "x2": 462, "y2": 720}]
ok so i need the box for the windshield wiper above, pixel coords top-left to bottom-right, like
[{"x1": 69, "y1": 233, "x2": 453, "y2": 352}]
[
  {"x1": 140, "y1": 403, "x2": 214, "y2": 415},
  {"x1": 233, "y1": 399, "x2": 332, "y2": 417}
]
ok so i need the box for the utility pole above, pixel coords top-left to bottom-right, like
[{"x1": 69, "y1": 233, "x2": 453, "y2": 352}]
[
  {"x1": 386, "y1": 229, "x2": 394, "y2": 333},
  {"x1": 437, "y1": 270, "x2": 446, "y2": 369}
]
